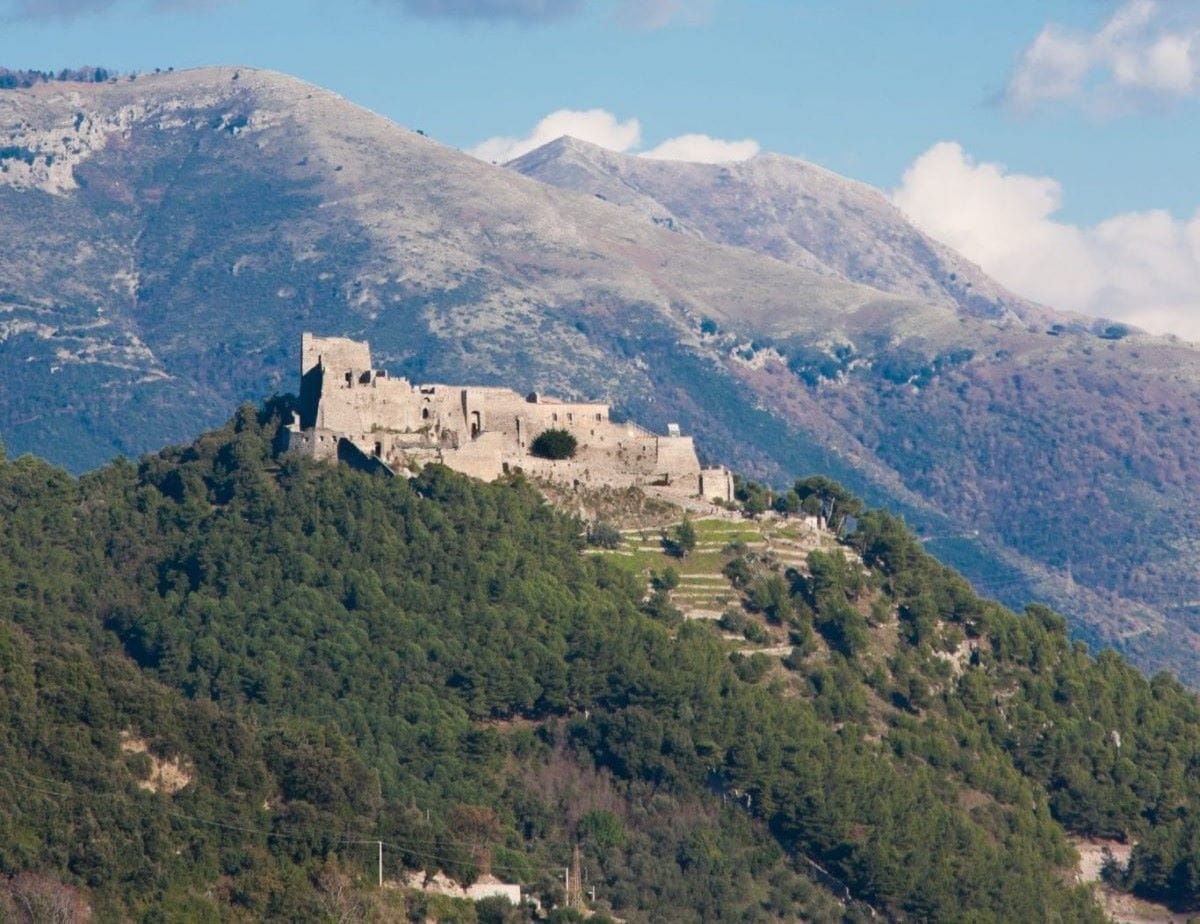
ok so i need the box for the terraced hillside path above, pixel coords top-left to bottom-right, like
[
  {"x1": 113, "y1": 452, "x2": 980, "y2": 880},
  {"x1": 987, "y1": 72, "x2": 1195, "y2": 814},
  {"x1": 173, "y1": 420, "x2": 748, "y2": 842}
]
[{"x1": 586, "y1": 513, "x2": 844, "y2": 660}]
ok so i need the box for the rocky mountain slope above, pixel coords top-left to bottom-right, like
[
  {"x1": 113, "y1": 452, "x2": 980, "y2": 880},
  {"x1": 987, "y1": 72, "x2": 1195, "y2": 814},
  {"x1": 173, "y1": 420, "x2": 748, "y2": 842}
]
[
  {"x1": 510, "y1": 136, "x2": 1063, "y2": 327},
  {"x1": 2, "y1": 67, "x2": 1200, "y2": 681}
]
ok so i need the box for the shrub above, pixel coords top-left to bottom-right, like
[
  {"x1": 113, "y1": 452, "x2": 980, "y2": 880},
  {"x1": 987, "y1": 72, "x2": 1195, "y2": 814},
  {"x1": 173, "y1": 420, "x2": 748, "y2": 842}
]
[
  {"x1": 587, "y1": 521, "x2": 622, "y2": 549},
  {"x1": 651, "y1": 567, "x2": 680, "y2": 592},
  {"x1": 742, "y1": 621, "x2": 770, "y2": 644},
  {"x1": 718, "y1": 609, "x2": 746, "y2": 634},
  {"x1": 662, "y1": 518, "x2": 697, "y2": 558},
  {"x1": 723, "y1": 555, "x2": 753, "y2": 587},
  {"x1": 530, "y1": 429, "x2": 577, "y2": 460},
  {"x1": 782, "y1": 646, "x2": 807, "y2": 671},
  {"x1": 731, "y1": 652, "x2": 771, "y2": 684}
]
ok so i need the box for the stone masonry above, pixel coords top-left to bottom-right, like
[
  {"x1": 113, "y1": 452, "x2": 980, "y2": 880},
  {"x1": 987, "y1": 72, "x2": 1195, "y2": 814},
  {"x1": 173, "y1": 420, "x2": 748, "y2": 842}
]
[{"x1": 284, "y1": 334, "x2": 734, "y2": 501}]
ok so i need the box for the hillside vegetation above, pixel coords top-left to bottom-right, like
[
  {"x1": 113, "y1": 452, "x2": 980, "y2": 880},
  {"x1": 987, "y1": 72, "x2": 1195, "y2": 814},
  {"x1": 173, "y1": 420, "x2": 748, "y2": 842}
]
[
  {"x1": 4, "y1": 402, "x2": 1200, "y2": 920},
  {"x1": 6, "y1": 67, "x2": 1200, "y2": 681}
]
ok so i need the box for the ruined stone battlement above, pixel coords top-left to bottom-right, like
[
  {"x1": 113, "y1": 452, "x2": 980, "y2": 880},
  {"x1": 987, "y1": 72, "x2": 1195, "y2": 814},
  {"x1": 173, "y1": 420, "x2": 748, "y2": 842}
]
[{"x1": 285, "y1": 334, "x2": 733, "y2": 501}]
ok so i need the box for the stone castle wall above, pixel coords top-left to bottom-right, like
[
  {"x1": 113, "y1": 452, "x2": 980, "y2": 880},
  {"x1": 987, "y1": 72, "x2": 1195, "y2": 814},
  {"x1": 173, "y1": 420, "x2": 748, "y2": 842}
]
[
  {"x1": 286, "y1": 334, "x2": 733, "y2": 501},
  {"x1": 301, "y1": 332, "x2": 369, "y2": 379}
]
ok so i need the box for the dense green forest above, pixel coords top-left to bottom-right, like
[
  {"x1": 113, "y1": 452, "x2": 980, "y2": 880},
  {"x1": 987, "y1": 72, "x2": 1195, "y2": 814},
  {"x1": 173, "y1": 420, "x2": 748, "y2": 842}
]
[{"x1": 3, "y1": 400, "x2": 1200, "y2": 920}]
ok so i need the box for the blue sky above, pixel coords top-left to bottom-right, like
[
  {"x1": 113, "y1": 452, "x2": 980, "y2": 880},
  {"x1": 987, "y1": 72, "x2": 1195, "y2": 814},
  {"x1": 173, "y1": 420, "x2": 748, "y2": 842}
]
[{"x1": 4, "y1": 0, "x2": 1200, "y2": 336}]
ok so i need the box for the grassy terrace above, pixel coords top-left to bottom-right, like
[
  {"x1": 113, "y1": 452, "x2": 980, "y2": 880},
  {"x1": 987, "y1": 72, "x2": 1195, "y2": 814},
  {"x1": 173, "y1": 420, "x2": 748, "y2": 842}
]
[{"x1": 585, "y1": 514, "x2": 843, "y2": 653}]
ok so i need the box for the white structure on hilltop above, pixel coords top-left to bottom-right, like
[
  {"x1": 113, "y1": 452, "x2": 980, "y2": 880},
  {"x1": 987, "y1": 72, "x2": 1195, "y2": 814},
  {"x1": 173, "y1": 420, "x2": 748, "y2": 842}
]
[{"x1": 284, "y1": 333, "x2": 734, "y2": 501}]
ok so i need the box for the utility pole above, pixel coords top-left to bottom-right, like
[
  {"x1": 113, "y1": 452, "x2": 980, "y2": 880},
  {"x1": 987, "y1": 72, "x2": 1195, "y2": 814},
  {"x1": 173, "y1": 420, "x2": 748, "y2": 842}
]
[{"x1": 378, "y1": 840, "x2": 383, "y2": 888}]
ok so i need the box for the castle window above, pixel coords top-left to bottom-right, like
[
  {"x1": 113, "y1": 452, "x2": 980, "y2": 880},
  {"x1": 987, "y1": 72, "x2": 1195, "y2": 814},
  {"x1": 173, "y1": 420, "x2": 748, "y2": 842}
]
[
  {"x1": 422, "y1": 408, "x2": 430, "y2": 420},
  {"x1": 596, "y1": 413, "x2": 602, "y2": 421},
  {"x1": 345, "y1": 372, "x2": 353, "y2": 385},
  {"x1": 552, "y1": 413, "x2": 558, "y2": 422},
  {"x1": 567, "y1": 413, "x2": 574, "y2": 422}
]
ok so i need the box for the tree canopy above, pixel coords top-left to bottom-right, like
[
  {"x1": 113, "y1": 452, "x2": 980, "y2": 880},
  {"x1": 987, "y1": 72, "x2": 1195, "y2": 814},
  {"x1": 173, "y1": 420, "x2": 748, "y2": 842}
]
[
  {"x1": 530, "y1": 429, "x2": 577, "y2": 460},
  {"x1": 0, "y1": 403, "x2": 1199, "y2": 918}
]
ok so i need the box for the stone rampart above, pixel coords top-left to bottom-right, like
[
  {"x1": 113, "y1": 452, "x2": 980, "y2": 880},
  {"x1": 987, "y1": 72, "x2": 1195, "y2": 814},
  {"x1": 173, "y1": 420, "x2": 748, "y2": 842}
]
[
  {"x1": 285, "y1": 333, "x2": 733, "y2": 502},
  {"x1": 301, "y1": 332, "x2": 370, "y2": 379}
]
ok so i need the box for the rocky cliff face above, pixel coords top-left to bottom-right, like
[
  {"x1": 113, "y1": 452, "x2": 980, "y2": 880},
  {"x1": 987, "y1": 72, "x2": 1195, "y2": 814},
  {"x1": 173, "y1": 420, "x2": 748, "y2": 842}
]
[{"x1": 2, "y1": 67, "x2": 1200, "y2": 681}]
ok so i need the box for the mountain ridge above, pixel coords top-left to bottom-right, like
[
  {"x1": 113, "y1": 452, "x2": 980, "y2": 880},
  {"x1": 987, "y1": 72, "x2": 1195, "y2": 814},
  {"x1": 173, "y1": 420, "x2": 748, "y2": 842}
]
[
  {"x1": 3, "y1": 66, "x2": 1200, "y2": 683},
  {"x1": 508, "y1": 134, "x2": 1090, "y2": 331}
]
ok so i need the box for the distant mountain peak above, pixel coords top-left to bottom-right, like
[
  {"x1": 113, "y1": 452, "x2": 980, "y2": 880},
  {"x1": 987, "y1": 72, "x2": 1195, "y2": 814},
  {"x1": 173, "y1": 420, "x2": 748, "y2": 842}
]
[{"x1": 510, "y1": 135, "x2": 1060, "y2": 326}]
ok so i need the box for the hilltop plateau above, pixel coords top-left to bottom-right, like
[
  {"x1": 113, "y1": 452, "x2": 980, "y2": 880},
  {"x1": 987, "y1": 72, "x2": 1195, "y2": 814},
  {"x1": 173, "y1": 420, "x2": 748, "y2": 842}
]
[{"x1": 2, "y1": 67, "x2": 1200, "y2": 680}]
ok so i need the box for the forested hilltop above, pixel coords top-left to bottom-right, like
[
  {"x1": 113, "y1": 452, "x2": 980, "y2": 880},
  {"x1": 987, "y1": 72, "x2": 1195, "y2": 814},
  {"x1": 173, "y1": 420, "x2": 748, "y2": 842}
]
[
  {"x1": 8, "y1": 65, "x2": 1200, "y2": 684},
  {"x1": 4, "y1": 402, "x2": 1200, "y2": 921}
]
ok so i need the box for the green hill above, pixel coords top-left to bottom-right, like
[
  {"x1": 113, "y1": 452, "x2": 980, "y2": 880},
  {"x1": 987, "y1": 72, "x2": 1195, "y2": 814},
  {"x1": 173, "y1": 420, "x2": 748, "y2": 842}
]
[
  {"x1": 3, "y1": 400, "x2": 1200, "y2": 920},
  {"x1": 8, "y1": 67, "x2": 1200, "y2": 683}
]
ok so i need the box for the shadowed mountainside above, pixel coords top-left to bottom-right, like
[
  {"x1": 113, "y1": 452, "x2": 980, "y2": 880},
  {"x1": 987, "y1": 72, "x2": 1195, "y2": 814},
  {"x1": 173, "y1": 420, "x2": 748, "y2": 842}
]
[{"x1": 2, "y1": 67, "x2": 1200, "y2": 680}]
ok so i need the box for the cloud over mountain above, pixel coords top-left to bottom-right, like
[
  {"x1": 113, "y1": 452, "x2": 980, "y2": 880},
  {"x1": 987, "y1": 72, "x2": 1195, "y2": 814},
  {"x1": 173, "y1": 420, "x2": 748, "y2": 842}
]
[
  {"x1": 469, "y1": 108, "x2": 642, "y2": 163},
  {"x1": 469, "y1": 107, "x2": 757, "y2": 164},
  {"x1": 1006, "y1": 0, "x2": 1200, "y2": 111},
  {"x1": 641, "y1": 132, "x2": 758, "y2": 163},
  {"x1": 893, "y1": 141, "x2": 1200, "y2": 340}
]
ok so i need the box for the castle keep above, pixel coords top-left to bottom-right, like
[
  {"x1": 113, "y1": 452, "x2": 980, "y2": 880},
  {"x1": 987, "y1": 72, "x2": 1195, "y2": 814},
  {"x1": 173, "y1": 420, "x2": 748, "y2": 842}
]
[{"x1": 285, "y1": 334, "x2": 733, "y2": 501}]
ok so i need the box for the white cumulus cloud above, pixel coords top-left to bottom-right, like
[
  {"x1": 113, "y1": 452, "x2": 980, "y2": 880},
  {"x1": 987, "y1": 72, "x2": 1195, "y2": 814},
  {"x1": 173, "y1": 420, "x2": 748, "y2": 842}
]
[
  {"x1": 469, "y1": 108, "x2": 642, "y2": 163},
  {"x1": 893, "y1": 141, "x2": 1200, "y2": 340},
  {"x1": 641, "y1": 133, "x2": 759, "y2": 163},
  {"x1": 1007, "y1": 0, "x2": 1200, "y2": 111},
  {"x1": 469, "y1": 107, "x2": 758, "y2": 165}
]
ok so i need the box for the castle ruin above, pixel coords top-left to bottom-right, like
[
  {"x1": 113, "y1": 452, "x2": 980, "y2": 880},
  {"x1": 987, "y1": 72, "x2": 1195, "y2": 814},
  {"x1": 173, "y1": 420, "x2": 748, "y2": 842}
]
[{"x1": 285, "y1": 334, "x2": 734, "y2": 501}]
